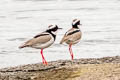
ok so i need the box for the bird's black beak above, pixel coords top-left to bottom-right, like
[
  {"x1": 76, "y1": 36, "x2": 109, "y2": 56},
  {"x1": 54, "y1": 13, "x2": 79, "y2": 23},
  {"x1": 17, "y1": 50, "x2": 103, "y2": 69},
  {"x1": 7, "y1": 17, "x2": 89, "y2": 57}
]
[{"x1": 58, "y1": 28, "x2": 62, "y2": 29}]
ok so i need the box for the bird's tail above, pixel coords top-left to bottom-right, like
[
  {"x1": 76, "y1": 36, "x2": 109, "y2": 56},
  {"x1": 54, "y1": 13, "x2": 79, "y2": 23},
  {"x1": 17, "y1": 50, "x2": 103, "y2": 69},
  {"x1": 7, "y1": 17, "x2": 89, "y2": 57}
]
[
  {"x1": 19, "y1": 39, "x2": 32, "y2": 49},
  {"x1": 60, "y1": 37, "x2": 66, "y2": 44},
  {"x1": 60, "y1": 40, "x2": 64, "y2": 44},
  {"x1": 60, "y1": 41, "x2": 63, "y2": 44},
  {"x1": 19, "y1": 44, "x2": 28, "y2": 49}
]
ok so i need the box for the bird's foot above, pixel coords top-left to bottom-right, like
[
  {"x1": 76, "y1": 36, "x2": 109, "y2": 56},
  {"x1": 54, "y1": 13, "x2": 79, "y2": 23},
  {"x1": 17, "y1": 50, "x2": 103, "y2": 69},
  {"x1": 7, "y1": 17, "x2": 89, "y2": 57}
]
[{"x1": 42, "y1": 59, "x2": 48, "y2": 65}]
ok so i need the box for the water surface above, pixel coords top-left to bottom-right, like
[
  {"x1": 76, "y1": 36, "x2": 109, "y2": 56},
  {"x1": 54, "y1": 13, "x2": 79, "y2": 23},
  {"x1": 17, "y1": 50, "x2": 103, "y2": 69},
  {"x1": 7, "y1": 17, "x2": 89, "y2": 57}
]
[{"x1": 0, "y1": 0, "x2": 120, "y2": 68}]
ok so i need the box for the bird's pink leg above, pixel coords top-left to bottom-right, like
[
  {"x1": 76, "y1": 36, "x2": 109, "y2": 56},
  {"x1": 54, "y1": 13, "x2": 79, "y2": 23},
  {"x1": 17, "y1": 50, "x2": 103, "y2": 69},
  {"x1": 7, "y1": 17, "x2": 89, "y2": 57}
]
[
  {"x1": 40, "y1": 49, "x2": 48, "y2": 65},
  {"x1": 40, "y1": 49, "x2": 45, "y2": 64},
  {"x1": 69, "y1": 44, "x2": 74, "y2": 60}
]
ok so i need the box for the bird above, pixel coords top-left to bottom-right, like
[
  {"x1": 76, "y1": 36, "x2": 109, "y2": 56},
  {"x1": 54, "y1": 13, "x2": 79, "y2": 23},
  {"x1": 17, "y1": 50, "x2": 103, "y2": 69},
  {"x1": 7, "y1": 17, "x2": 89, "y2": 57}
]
[
  {"x1": 60, "y1": 19, "x2": 82, "y2": 60},
  {"x1": 19, "y1": 25, "x2": 62, "y2": 65}
]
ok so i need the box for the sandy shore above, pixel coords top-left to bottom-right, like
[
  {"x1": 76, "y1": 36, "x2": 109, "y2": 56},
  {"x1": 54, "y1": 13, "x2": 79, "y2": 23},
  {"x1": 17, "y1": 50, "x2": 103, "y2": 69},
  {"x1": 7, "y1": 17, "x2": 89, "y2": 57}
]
[{"x1": 0, "y1": 56, "x2": 120, "y2": 80}]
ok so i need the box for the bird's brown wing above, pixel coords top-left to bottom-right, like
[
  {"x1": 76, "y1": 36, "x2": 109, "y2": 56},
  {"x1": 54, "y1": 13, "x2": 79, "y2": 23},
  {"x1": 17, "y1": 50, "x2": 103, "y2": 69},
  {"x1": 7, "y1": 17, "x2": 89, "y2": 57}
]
[
  {"x1": 60, "y1": 28, "x2": 73, "y2": 44},
  {"x1": 19, "y1": 33, "x2": 51, "y2": 48},
  {"x1": 60, "y1": 28, "x2": 82, "y2": 44},
  {"x1": 68, "y1": 31, "x2": 82, "y2": 42}
]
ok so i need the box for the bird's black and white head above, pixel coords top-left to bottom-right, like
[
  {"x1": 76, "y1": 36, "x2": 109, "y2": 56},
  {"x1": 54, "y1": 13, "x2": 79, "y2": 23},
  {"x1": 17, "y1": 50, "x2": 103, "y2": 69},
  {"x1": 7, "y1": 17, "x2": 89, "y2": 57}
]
[
  {"x1": 46, "y1": 25, "x2": 62, "y2": 35},
  {"x1": 72, "y1": 19, "x2": 82, "y2": 28}
]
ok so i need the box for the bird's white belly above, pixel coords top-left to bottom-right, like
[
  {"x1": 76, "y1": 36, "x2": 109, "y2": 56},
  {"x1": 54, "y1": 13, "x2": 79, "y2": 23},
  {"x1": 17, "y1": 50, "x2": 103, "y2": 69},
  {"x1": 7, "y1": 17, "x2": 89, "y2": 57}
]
[{"x1": 32, "y1": 37, "x2": 54, "y2": 49}]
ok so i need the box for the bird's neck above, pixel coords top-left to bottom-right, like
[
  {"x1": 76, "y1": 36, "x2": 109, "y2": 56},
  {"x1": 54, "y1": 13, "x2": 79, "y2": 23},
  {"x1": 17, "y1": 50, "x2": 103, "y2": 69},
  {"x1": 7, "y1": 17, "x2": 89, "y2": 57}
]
[
  {"x1": 72, "y1": 24, "x2": 80, "y2": 29},
  {"x1": 46, "y1": 30, "x2": 56, "y2": 40}
]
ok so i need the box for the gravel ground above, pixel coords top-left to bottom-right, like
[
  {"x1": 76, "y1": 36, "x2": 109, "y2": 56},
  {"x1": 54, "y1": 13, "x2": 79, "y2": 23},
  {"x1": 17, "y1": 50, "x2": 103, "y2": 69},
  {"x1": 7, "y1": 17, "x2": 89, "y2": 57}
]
[{"x1": 0, "y1": 56, "x2": 120, "y2": 80}]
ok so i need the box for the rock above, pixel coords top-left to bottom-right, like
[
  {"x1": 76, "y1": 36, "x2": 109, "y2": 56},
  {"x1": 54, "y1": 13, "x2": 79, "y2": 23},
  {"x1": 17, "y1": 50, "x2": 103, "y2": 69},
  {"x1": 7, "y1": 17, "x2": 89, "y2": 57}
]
[{"x1": 0, "y1": 56, "x2": 120, "y2": 80}]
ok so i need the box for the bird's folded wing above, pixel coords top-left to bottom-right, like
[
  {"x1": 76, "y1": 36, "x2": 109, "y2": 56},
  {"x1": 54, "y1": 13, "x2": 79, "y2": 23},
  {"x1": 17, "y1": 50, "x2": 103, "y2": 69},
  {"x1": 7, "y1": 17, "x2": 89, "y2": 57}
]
[
  {"x1": 69, "y1": 31, "x2": 82, "y2": 41},
  {"x1": 23, "y1": 34, "x2": 51, "y2": 46},
  {"x1": 60, "y1": 30, "x2": 81, "y2": 44}
]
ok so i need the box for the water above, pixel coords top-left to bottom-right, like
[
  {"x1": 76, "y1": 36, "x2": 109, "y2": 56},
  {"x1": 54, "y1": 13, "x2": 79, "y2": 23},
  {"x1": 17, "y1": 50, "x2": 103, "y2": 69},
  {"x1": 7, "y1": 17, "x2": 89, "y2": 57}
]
[{"x1": 0, "y1": 0, "x2": 120, "y2": 68}]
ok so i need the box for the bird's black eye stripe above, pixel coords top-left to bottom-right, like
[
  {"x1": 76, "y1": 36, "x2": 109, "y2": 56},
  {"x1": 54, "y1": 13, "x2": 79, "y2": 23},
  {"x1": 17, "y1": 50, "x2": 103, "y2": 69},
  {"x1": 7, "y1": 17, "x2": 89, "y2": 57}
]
[
  {"x1": 67, "y1": 30, "x2": 80, "y2": 35},
  {"x1": 50, "y1": 26, "x2": 58, "y2": 31},
  {"x1": 77, "y1": 21, "x2": 80, "y2": 25},
  {"x1": 34, "y1": 34, "x2": 49, "y2": 38}
]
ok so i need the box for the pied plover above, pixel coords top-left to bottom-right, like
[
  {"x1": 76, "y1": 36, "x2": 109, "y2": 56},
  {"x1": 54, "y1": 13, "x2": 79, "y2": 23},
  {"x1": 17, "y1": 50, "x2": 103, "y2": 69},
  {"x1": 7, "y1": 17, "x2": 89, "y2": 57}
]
[
  {"x1": 60, "y1": 19, "x2": 82, "y2": 60},
  {"x1": 19, "y1": 25, "x2": 62, "y2": 65}
]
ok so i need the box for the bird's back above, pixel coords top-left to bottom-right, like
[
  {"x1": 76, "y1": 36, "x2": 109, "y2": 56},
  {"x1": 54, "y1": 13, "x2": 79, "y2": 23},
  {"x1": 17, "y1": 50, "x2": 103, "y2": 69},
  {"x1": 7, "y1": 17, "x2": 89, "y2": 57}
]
[
  {"x1": 60, "y1": 28, "x2": 82, "y2": 45},
  {"x1": 19, "y1": 32, "x2": 53, "y2": 49}
]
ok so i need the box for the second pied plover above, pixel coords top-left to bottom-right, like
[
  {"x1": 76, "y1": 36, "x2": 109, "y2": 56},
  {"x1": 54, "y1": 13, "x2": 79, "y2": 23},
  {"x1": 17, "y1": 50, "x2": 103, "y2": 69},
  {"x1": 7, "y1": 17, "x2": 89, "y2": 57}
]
[{"x1": 60, "y1": 19, "x2": 82, "y2": 60}]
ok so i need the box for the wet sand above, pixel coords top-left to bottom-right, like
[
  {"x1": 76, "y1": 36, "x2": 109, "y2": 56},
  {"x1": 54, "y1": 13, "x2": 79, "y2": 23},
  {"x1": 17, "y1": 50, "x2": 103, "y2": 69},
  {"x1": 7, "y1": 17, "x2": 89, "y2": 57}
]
[{"x1": 0, "y1": 56, "x2": 120, "y2": 80}]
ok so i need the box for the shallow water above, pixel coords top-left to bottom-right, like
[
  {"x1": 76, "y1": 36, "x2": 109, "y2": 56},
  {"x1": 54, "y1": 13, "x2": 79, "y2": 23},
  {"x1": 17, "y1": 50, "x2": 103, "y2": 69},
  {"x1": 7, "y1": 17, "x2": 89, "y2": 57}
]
[{"x1": 0, "y1": 0, "x2": 120, "y2": 68}]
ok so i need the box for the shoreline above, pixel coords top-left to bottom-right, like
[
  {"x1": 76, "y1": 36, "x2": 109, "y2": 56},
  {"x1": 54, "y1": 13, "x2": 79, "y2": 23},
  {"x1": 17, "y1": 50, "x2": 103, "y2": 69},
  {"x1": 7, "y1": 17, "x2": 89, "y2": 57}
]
[{"x1": 0, "y1": 56, "x2": 120, "y2": 80}]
